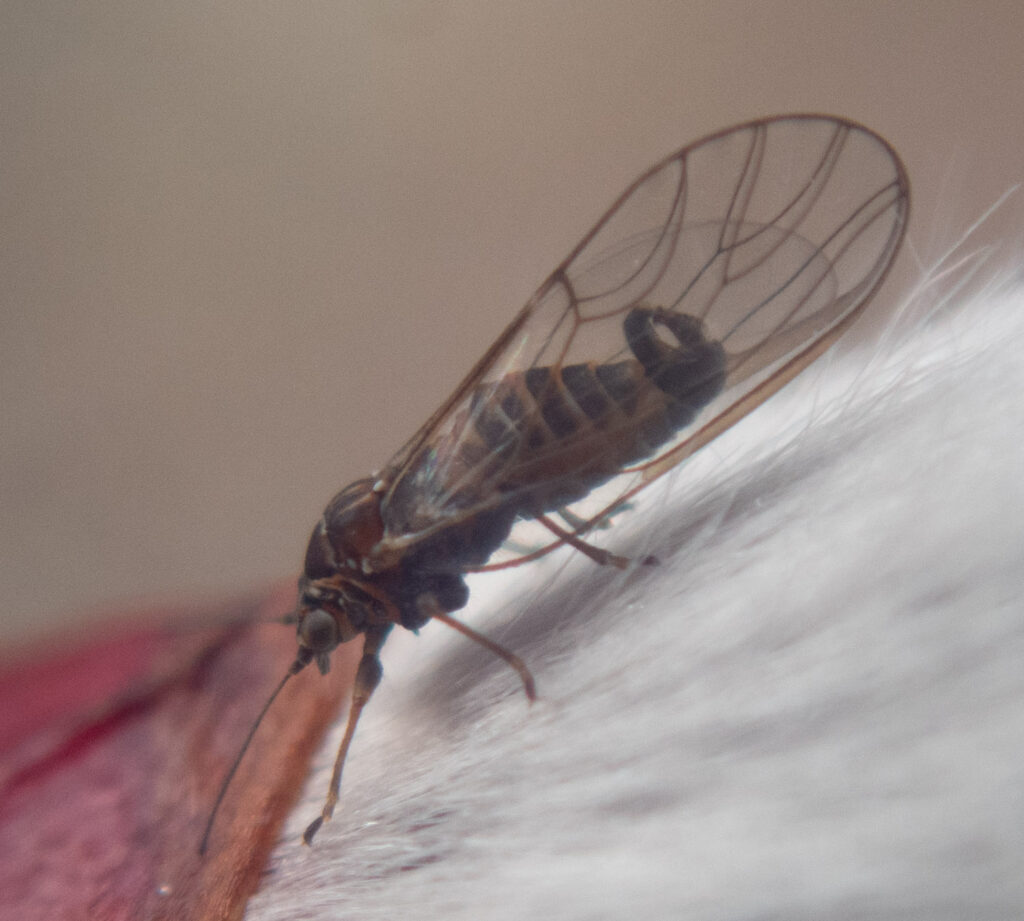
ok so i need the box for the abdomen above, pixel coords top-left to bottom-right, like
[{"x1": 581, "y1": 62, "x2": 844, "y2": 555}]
[{"x1": 469, "y1": 307, "x2": 727, "y2": 513}]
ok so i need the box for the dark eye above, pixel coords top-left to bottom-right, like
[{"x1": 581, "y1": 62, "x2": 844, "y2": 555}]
[{"x1": 299, "y1": 608, "x2": 339, "y2": 652}]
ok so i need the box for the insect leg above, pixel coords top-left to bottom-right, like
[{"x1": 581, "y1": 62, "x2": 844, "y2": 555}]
[
  {"x1": 302, "y1": 624, "x2": 391, "y2": 845},
  {"x1": 535, "y1": 514, "x2": 635, "y2": 568},
  {"x1": 557, "y1": 502, "x2": 635, "y2": 533},
  {"x1": 557, "y1": 506, "x2": 604, "y2": 533},
  {"x1": 431, "y1": 609, "x2": 536, "y2": 701}
]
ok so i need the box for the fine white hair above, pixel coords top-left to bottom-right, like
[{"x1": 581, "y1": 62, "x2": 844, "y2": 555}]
[{"x1": 248, "y1": 245, "x2": 1024, "y2": 920}]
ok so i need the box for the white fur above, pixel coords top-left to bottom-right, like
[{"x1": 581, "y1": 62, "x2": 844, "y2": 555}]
[{"x1": 247, "y1": 268, "x2": 1024, "y2": 920}]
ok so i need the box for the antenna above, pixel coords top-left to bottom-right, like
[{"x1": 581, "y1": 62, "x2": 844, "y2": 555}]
[{"x1": 198, "y1": 656, "x2": 306, "y2": 855}]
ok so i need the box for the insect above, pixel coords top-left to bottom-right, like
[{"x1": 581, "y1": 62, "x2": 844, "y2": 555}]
[{"x1": 200, "y1": 114, "x2": 909, "y2": 853}]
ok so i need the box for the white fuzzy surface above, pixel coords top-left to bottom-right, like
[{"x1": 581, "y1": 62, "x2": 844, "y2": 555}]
[{"x1": 246, "y1": 272, "x2": 1024, "y2": 921}]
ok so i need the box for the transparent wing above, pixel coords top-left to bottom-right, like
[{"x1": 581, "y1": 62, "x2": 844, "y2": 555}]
[{"x1": 376, "y1": 114, "x2": 909, "y2": 557}]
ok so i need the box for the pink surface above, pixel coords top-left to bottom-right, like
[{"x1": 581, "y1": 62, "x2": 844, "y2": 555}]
[{"x1": 0, "y1": 586, "x2": 357, "y2": 921}]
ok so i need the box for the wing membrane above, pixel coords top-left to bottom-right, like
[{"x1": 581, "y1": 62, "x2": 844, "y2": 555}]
[{"x1": 377, "y1": 115, "x2": 909, "y2": 556}]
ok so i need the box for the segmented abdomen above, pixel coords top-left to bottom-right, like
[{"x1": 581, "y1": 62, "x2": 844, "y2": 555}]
[{"x1": 463, "y1": 307, "x2": 727, "y2": 512}]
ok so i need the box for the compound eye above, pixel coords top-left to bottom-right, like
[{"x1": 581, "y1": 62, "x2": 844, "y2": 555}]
[{"x1": 299, "y1": 608, "x2": 339, "y2": 653}]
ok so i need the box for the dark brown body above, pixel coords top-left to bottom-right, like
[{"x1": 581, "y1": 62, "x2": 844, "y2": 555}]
[{"x1": 300, "y1": 307, "x2": 726, "y2": 637}]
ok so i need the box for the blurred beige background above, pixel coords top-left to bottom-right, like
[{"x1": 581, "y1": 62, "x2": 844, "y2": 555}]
[{"x1": 3, "y1": 1, "x2": 1022, "y2": 646}]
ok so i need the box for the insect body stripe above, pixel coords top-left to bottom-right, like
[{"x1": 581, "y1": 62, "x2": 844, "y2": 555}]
[
  {"x1": 560, "y1": 363, "x2": 618, "y2": 423},
  {"x1": 594, "y1": 361, "x2": 642, "y2": 414},
  {"x1": 525, "y1": 367, "x2": 582, "y2": 439},
  {"x1": 447, "y1": 309, "x2": 727, "y2": 521},
  {"x1": 471, "y1": 397, "x2": 520, "y2": 457}
]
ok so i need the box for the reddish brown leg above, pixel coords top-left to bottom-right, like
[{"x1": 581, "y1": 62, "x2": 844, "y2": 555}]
[
  {"x1": 539, "y1": 513, "x2": 659, "y2": 568},
  {"x1": 302, "y1": 625, "x2": 390, "y2": 845},
  {"x1": 432, "y1": 611, "x2": 536, "y2": 701},
  {"x1": 535, "y1": 514, "x2": 632, "y2": 568}
]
